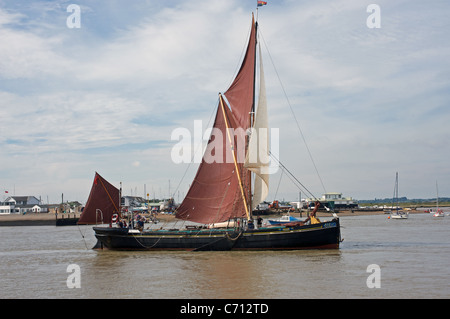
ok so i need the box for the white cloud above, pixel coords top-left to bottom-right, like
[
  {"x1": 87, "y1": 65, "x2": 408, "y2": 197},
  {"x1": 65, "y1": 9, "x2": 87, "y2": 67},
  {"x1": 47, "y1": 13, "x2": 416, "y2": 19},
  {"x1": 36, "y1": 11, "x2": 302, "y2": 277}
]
[
  {"x1": 1, "y1": 0, "x2": 450, "y2": 203},
  {"x1": 0, "y1": 11, "x2": 71, "y2": 79}
]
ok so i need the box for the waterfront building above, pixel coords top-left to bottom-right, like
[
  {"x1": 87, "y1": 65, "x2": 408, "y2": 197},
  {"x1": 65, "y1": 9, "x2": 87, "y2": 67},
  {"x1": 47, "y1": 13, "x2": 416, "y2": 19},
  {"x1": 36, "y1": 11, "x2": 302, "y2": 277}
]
[
  {"x1": 307, "y1": 192, "x2": 358, "y2": 210},
  {"x1": 0, "y1": 196, "x2": 44, "y2": 214}
]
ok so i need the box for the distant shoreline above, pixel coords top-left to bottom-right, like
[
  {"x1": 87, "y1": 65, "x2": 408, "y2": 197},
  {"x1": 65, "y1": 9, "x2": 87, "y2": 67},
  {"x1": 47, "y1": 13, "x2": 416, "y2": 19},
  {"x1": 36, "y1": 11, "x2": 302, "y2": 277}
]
[
  {"x1": 0, "y1": 208, "x2": 435, "y2": 226},
  {"x1": 287, "y1": 209, "x2": 426, "y2": 218},
  {"x1": 0, "y1": 213, "x2": 80, "y2": 226}
]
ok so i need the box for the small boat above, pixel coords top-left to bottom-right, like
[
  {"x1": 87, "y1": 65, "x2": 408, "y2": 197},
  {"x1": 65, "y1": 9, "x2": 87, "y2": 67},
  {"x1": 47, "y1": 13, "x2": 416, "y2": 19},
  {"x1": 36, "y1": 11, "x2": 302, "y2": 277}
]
[
  {"x1": 390, "y1": 210, "x2": 409, "y2": 219},
  {"x1": 433, "y1": 209, "x2": 444, "y2": 217},
  {"x1": 433, "y1": 182, "x2": 445, "y2": 217},
  {"x1": 389, "y1": 173, "x2": 408, "y2": 219},
  {"x1": 268, "y1": 214, "x2": 301, "y2": 225}
]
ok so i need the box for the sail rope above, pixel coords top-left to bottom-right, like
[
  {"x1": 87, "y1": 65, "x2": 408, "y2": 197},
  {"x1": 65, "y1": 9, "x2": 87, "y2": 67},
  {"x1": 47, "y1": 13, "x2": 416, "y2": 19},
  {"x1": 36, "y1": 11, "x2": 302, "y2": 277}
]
[
  {"x1": 273, "y1": 168, "x2": 284, "y2": 201},
  {"x1": 170, "y1": 97, "x2": 218, "y2": 206},
  {"x1": 226, "y1": 229, "x2": 244, "y2": 241},
  {"x1": 191, "y1": 236, "x2": 226, "y2": 252},
  {"x1": 130, "y1": 228, "x2": 242, "y2": 251},
  {"x1": 269, "y1": 151, "x2": 319, "y2": 201},
  {"x1": 131, "y1": 234, "x2": 163, "y2": 250},
  {"x1": 77, "y1": 224, "x2": 90, "y2": 250},
  {"x1": 191, "y1": 229, "x2": 243, "y2": 251},
  {"x1": 98, "y1": 177, "x2": 120, "y2": 216},
  {"x1": 259, "y1": 29, "x2": 327, "y2": 195}
]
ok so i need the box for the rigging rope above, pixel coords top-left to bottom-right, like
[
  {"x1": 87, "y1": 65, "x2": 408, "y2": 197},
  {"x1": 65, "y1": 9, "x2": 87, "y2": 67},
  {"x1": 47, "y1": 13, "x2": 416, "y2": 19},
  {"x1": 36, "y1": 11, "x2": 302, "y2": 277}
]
[
  {"x1": 98, "y1": 177, "x2": 119, "y2": 215},
  {"x1": 269, "y1": 151, "x2": 319, "y2": 201},
  {"x1": 170, "y1": 96, "x2": 218, "y2": 202},
  {"x1": 77, "y1": 224, "x2": 89, "y2": 250},
  {"x1": 132, "y1": 233, "x2": 163, "y2": 250},
  {"x1": 273, "y1": 169, "x2": 283, "y2": 201},
  {"x1": 259, "y1": 29, "x2": 327, "y2": 195}
]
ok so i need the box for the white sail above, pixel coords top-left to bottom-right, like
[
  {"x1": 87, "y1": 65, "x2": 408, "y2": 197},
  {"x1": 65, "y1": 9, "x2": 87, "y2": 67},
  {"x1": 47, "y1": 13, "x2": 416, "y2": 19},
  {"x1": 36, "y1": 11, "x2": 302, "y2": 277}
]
[{"x1": 245, "y1": 45, "x2": 269, "y2": 210}]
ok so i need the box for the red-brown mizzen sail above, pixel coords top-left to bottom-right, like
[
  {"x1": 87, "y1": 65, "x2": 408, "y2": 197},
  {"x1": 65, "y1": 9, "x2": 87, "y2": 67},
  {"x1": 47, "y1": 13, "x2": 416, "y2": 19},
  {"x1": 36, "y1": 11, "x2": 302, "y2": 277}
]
[
  {"x1": 175, "y1": 16, "x2": 256, "y2": 224},
  {"x1": 78, "y1": 172, "x2": 120, "y2": 225}
]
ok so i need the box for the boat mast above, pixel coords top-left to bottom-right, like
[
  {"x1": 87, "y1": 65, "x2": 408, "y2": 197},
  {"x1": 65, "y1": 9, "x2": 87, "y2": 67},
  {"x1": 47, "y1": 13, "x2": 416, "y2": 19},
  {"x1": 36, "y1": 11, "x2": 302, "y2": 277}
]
[
  {"x1": 395, "y1": 172, "x2": 399, "y2": 213},
  {"x1": 252, "y1": 14, "x2": 258, "y2": 114},
  {"x1": 436, "y1": 180, "x2": 439, "y2": 211},
  {"x1": 119, "y1": 182, "x2": 122, "y2": 218},
  {"x1": 249, "y1": 13, "x2": 258, "y2": 220},
  {"x1": 219, "y1": 94, "x2": 251, "y2": 221}
]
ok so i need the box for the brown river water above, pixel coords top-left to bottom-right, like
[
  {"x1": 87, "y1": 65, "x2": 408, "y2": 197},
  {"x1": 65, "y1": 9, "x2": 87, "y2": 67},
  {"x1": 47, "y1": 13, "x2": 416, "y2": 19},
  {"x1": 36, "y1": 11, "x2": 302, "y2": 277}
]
[{"x1": 1, "y1": 211, "x2": 449, "y2": 299}]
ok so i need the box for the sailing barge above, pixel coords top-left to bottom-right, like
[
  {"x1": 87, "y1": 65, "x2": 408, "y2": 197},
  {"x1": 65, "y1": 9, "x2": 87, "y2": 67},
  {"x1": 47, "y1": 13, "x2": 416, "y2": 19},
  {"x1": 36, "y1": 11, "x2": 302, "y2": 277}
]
[{"x1": 79, "y1": 13, "x2": 341, "y2": 251}]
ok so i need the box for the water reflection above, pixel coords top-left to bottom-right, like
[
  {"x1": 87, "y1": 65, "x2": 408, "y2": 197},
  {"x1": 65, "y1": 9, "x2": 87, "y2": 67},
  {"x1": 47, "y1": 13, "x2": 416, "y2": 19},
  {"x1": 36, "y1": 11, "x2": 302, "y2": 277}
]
[
  {"x1": 1, "y1": 214, "x2": 449, "y2": 299},
  {"x1": 81, "y1": 249, "x2": 343, "y2": 299}
]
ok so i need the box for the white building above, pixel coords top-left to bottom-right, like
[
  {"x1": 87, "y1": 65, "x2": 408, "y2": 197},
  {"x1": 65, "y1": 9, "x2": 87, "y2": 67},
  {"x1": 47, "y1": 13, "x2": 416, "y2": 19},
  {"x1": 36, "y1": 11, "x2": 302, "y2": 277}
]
[
  {"x1": 0, "y1": 205, "x2": 16, "y2": 214},
  {"x1": 3, "y1": 196, "x2": 40, "y2": 206},
  {"x1": 0, "y1": 196, "x2": 42, "y2": 214}
]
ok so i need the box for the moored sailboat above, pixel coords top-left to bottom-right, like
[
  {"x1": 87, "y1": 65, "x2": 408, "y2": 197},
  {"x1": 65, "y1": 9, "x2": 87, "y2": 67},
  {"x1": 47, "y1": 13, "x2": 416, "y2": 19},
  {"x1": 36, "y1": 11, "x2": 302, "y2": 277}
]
[
  {"x1": 83, "y1": 12, "x2": 341, "y2": 251},
  {"x1": 388, "y1": 172, "x2": 409, "y2": 219},
  {"x1": 433, "y1": 181, "x2": 445, "y2": 217}
]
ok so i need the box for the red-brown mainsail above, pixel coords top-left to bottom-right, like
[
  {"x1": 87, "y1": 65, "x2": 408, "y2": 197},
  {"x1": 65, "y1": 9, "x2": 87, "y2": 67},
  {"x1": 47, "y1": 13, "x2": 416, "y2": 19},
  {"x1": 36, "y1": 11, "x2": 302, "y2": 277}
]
[{"x1": 175, "y1": 16, "x2": 257, "y2": 224}]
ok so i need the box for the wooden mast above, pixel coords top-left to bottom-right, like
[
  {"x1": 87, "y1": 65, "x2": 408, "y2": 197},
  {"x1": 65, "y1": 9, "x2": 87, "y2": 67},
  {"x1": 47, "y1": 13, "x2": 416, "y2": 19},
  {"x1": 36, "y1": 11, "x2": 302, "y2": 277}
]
[
  {"x1": 249, "y1": 13, "x2": 258, "y2": 220},
  {"x1": 219, "y1": 94, "x2": 251, "y2": 221}
]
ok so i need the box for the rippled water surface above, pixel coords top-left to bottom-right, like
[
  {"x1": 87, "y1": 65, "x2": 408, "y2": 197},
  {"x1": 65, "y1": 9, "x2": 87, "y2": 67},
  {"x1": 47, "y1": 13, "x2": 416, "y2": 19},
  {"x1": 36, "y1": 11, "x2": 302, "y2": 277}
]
[{"x1": 1, "y1": 212, "x2": 449, "y2": 299}]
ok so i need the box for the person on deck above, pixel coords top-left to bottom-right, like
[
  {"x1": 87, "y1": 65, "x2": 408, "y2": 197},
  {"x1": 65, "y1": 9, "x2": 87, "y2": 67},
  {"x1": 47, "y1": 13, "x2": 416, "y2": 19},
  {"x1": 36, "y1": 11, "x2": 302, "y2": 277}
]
[
  {"x1": 257, "y1": 216, "x2": 263, "y2": 228},
  {"x1": 304, "y1": 201, "x2": 321, "y2": 225},
  {"x1": 136, "y1": 217, "x2": 144, "y2": 231}
]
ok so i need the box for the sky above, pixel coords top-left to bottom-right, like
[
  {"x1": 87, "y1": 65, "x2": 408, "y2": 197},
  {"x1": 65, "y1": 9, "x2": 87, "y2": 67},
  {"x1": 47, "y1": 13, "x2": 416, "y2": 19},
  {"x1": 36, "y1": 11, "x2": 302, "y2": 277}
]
[{"x1": 1, "y1": 0, "x2": 449, "y2": 204}]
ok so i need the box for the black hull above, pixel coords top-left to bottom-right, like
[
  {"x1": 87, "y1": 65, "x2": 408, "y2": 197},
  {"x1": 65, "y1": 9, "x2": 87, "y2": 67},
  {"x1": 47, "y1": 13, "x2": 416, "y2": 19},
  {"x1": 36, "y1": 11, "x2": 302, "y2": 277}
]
[{"x1": 93, "y1": 219, "x2": 341, "y2": 251}]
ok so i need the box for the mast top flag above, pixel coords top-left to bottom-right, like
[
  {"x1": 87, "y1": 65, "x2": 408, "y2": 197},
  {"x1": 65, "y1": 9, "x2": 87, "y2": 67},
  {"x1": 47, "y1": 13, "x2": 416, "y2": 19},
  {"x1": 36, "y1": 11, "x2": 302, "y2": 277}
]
[{"x1": 257, "y1": 1, "x2": 267, "y2": 7}]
